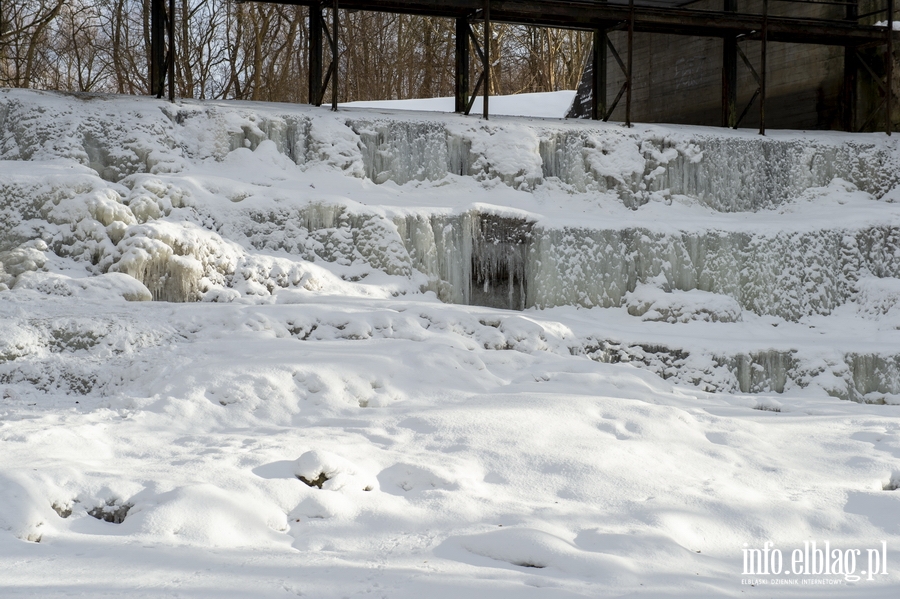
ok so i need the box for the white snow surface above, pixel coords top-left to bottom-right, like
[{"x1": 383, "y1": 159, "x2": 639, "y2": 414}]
[
  {"x1": 2, "y1": 88, "x2": 900, "y2": 597},
  {"x1": 341, "y1": 90, "x2": 577, "y2": 119}
]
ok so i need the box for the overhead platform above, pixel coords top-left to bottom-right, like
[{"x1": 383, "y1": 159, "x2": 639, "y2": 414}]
[
  {"x1": 149, "y1": 0, "x2": 900, "y2": 133},
  {"x1": 266, "y1": 0, "x2": 893, "y2": 45}
]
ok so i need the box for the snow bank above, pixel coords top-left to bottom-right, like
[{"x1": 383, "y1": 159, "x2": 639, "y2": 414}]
[
  {"x1": 121, "y1": 484, "x2": 289, "y2": 548},
  {"x1": 624, "y1": 283, "x2": 743, "y2": 323}
]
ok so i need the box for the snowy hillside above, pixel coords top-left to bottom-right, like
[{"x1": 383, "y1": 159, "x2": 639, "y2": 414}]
[{"x1": 2, "y1": 88, "x2": 900, "y2": 597}]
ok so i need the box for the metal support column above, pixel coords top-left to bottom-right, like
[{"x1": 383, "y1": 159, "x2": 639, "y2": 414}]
[
  {"x1": 887, "y1": 0, "x2": 893, "y2": 135},
  {"x1": 722, "y1": 0, "x2": 737, "y2": 128},
  {"x1": 483, "y1": 0, "x2": 490, "y2": 120},
  {"x1": 842, "y1": 0, "x2": 858, "y2": 131},
  {"x1": 592, "y1": 29, "x2": 608, "y2": 120},
  {"x1": 309, "y1": 4, "x2": 323, "y2": 106},
  {"x1": 626, "y1": 0, "x2": 634, "y2": 127},
  {"x1": 150, "y1": 0, "x2": 175, "y2": 99},
  {"x1": 167, "y1": 0, "x2": 175, "y2": 101},
  {"x1": 760, "y1": 0, "x2": 768, "y2": 135},
  {"x1": 602, "y1": 34, "x2": 628, "y2": 122},
  {"x1": 455, "y1": 17, "x2": 469, "y2": 113},
  {"x1": 150, "y1": 0, "x2": 166, "y2": 97},
  {"x1": 462, "y1": 16, "x2": 487, "y2": 116},
  {"x1": 332, "y1": 0, "x2": 339, "y2": 111}
]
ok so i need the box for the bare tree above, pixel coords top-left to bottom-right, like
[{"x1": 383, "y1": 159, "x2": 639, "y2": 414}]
[
  {"x1": 1, "y1": 1, "x2": 590, "y2": 103},
  {"x1": 1, "y1": 0, "x2": 66, "y2": 88}
]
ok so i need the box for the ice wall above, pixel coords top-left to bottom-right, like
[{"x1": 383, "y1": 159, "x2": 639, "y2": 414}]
[
  {"x1": 538, "y1": 131, "x2": 900, "y2": 211},
  {"x1": 583, "y1": 339, "x2": 900, "y2": 404},
  {"x1": 4, "y1": 90, "x2": 898, "y2": 211},
  {"x1": 4, "y1": 90, "x2": 900, "y2": 316},
  {"x1": 227, "y1": 189, "x2": 900, "y2": 319},
  {"x1": 0, "y1": 90, "x2": 900, "y2": 320},
  {"x1": 235, "y1": 204, "x2": 529, "y2": 311},
  {"x1": 5, "y1": 90, "x2": 900, "y2": 402},
  {"x1": 231, "y1": 204, "x2": 900, "y2": 319},
  {"x1": 527, "y1": 225, "x2": 900, "y2": 318},
  {"x1": 346, "y1": 117, "x2": 900, "y2": 210}
]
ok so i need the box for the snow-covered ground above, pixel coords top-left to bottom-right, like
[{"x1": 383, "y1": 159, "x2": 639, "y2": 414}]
[
  {"x1": 2, "y1": 88, "x2": 900, "y2": 597},
  {"x1": 341, "y1": 90, "x2": 577, "y2": 118}
]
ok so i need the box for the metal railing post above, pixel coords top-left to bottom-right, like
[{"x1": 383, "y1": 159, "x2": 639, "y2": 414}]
[{"x1": 760, "y1": 0, "x2": 768, "y2": 135}]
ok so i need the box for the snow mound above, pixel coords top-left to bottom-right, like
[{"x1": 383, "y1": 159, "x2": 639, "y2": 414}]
[
  {"x1": 443, "y1": 527, "x2": 635, "y2": 578},
  {"x1": 625, "y1": 283, "x2": 743, "y2": 323},
  {"x1": 294, "y1": 450, "x2": 377, "y2": 493},
  {"x1": 377, "y1": 463, "x2": 458, "y2": 495},
  {"x1": 0, "y1": 472, "x2": 58, "y2": 543},
  {"x1": 857, "y1": 276, "x2": 900, "y2": 319},
  {"x1": 14, "y1": 271, "x2": 151, "y2": 301},
  {"x1": 122, "y1": 484, "x2": 289, "y2": 548}
]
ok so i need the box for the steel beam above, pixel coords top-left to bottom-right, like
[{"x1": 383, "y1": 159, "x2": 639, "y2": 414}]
[
  {"x1": 309, "y1": 4, "x2": 323, "y2": 105},
  {"x1": 150, "y1": 0, "x2": 175, "y2": 99},
  {"x1": 760, "y1": 0, "x2": 768, "y2": 135},
  {"x1": 592, "y1": 28, "x2": 607, "y2": 120},
  {"x1": 306, "y1": 3, "x2": 340, "y2": 108},
  {"x1": 455, "y1": 17, "x2": 469, "y2": 112},
  {"x1": 483, "y1": 0, "x2": 490, "y2": 120},
  {"x1": 604, "y1": 34, "x2": 627, "y2": 122},
  {"x1": 463, "y1": 18, "x2": 487, "y2": 115},
  {"x1": 734, "y1": 40, "x2": 761, "y2": 129},
  {"x1": 722, "y1": 0, "x2": 737, "y2": 128},
  {"x1": 842, "y1": 0, "x2": 858, "y2": 131},
  {"x1": 265, "y1": 0, "x2": 895, "y2": 47},
  {"x1": 240, "y1": 0, "x2": 900, "y2": 132},
  {"x1": 332, "y1": 0, "x2": 339, "y2": 111},
  {"x1": 626, "y1": 0, "x2": 633, "y2": 128},
  {"x1": 150, "y1": 0, "x2": 165, "y2": 97},
  {"x1": 167, "y1": 0, "x2": 175, "y2": 101},
  {"x1": 887, "y1": 0, "x2": 893, "y2": 135}
]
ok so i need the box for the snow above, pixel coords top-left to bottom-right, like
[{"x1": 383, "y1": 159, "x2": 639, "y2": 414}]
[
  {"x1": 341, "y1": 90, "x2": 578, "y2": 119},
  {"x1": 2, "y1": 88, "x2": 900, "y2": 597},
  {"x1": 624, "y1": 281, "x2": 743, "y2": 323}
]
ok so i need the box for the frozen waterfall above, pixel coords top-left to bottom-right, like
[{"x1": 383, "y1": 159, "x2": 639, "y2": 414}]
[{"x1": 3, "y1": 88, "x2": 900, "y2": 401}]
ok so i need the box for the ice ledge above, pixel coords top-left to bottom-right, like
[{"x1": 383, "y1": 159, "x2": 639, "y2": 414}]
[{"x1": 2, "y1": 89, "x2": 899, "y2": 213}]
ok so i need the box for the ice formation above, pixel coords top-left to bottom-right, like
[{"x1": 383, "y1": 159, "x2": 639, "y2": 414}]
[{"x1": 3, "y1": 88, "x2": 900, "y2": 400}]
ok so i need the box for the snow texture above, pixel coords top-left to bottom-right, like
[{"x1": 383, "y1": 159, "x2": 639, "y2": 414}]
[{"x1": 2, "y1": 89, "x2": 900, "y2": 598}]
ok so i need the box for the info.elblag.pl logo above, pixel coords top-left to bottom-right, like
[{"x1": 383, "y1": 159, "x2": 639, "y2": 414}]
[{"x1": 741, "y1": 541, "x2": 889, "y2": 584}]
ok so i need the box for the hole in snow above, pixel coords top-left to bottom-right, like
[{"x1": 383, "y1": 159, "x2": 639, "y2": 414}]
[
  {"x1": 298, "y1": 472, "x2": 329, "y2": 489},
  {"x1": 88, "y1": 500, "x2": 132, "y2": 523},
  {"x1": 51, "y1": 502, "x2": 74, "y2": 518},
  {"x1": 513, "y1": 561, "x2": 545, "y2": 569}
]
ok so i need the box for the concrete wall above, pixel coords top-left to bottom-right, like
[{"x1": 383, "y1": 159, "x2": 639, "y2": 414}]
[{"x1": 577, "y1": 0, "x2": 897, "y2": 131}]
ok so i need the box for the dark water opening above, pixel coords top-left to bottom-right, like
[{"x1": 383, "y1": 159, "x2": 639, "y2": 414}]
[{"x1": 470, "y1": 214, "x2": 532, "y2": 311}]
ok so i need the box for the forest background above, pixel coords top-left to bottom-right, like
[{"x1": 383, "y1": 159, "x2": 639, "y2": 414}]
[{"x1": 1, "y1": 1, "x2": 591, "y2": 102}]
